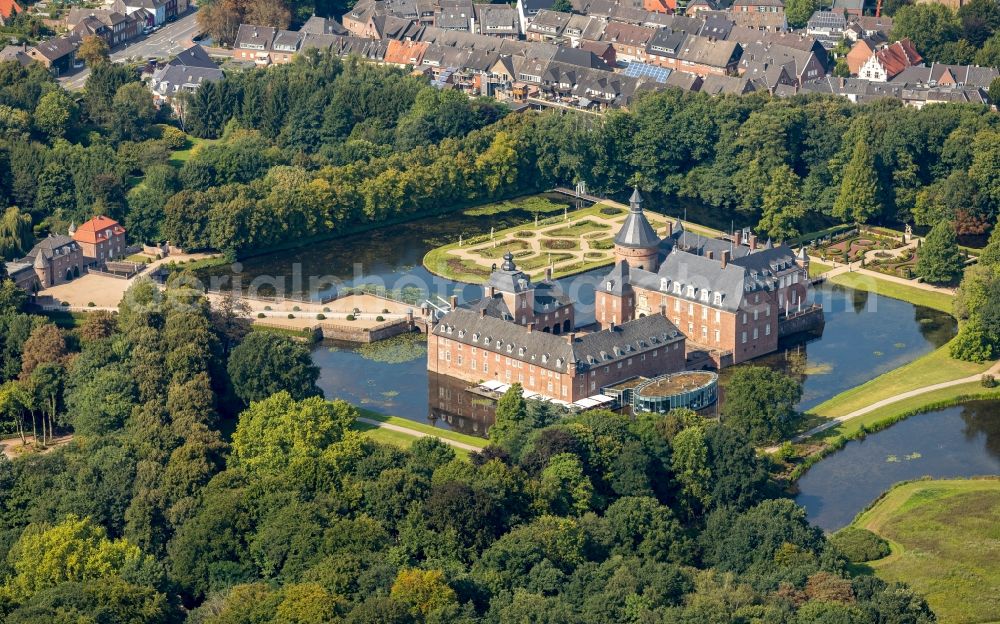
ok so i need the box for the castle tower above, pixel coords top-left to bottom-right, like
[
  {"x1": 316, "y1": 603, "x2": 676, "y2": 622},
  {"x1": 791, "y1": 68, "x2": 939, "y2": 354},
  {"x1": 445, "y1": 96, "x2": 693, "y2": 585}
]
[
  {"x1": 613, "y1": 187, "x2": 661, "y2": 271},
  {"x1": 33, "y1": 253, "x2": 48, "y2": 288}
]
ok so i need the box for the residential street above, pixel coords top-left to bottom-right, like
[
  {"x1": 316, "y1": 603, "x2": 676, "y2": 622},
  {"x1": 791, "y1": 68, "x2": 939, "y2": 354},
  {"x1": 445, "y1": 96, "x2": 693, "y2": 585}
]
[{"x1": 59, "y1": 9, "x2": 202, "y2": 91}]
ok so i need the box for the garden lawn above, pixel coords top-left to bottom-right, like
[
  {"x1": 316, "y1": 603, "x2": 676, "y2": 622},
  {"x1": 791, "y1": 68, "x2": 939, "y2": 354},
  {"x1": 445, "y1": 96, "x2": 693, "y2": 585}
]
[
  {"x1": 168, "y1": 136, "x2": 219, "y2": 168},
  {"x1": 812, "y1": 381, "x2": 1000, "y2": 441},
  {"x1": 806, "y1": 346, "x2": 991, "y2": 422},
  {"x1": 852, "y1": 478, "x2": 1000, "y2": 624},
  {"x1": 828, "y1": 271, "x2": 953, "y2": 314},
  {"x1": 357, "y1": 408, "x2": 487, "y2": 449},
  {"x1": 808, "y1": 261, "x2": 832, "y2": 278}
]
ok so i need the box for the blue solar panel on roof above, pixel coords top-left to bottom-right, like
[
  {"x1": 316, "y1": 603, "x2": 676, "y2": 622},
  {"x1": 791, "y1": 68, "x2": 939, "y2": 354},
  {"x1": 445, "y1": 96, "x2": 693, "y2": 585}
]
[{"x1": 622, "y1": 62, "x2": 672, "y2": 84}]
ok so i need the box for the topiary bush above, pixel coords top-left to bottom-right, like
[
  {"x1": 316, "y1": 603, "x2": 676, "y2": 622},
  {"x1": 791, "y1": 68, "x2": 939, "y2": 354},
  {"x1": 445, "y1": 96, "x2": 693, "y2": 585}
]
[
  {"x1": 257, "y1": 312, "x2": 265, "y2": 318},
  {"x1": 829, "y1": 527, "x2": 890, "y2": 562},
  {"x1": 287, "y1": 314, "x2": 295, "y2": 319},
  {"x1": 982, "y1": 374, "x2": 997, "y2": 388},
  {"x1": 87, "y1": 302, "x2": 95, "y2": 308},
  {"x1": 323, "y1": 307, "x2": 331, "y2": 312},
  {"x1": 316, "y1": 313, "x2": 326, "y2": 320},
  {"x1": 264, "y1": 306, "x2": 272, "y2": 311},
  {"x1": 376, "y1": 315, "x2": 385, "y2": 322},
  {"x1": 382, "y1": 308, "x2": 390, "y2": 314},
  {"x1": 346, "y1": 314, "x2": 356, "y2": 321},
  {"x1": 293, "y1": 306, "x2": 301, "y2": 312}
]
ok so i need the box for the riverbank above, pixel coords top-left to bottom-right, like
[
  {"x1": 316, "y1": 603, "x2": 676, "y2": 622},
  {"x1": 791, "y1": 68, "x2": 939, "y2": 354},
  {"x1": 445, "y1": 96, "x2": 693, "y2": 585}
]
[
  {"x1": 851, "y1": 478, "x2": 1000, "y2": 624},
  {"x1": 351, "y1": 409, "x2": 487, "y2": 456}
]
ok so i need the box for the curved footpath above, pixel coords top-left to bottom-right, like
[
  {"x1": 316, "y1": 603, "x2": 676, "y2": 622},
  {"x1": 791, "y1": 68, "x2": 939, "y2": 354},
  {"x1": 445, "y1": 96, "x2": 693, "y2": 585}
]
[{"x1": 772, "y1": 358, "x2": 1000, "y2": 451}]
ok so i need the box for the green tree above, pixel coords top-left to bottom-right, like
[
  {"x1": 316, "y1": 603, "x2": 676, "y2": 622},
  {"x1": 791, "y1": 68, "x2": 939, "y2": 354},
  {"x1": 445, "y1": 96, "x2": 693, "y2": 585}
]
[
  {"x1": 227, "y1": 331, "x2": 321, "y2": 403},
  {"x1": 2, "y1": 515, "x2": 154, "y2": 595},
  {"x1": 915, "y1": 221, "x2": 964, "y2": 285},
  {"x1": 32, "y1": 90, "x2": 77, "y2": 139},
  {"x1": 670, "y1": 425, "x2": 711, "y2": 511},
  {"x1": 230, "y1": 391, "x2": 358, "y2": 478},
  {"x1": 489, "y1": 383, "x2": 527, "y2": 449},
  {"x1": 758, "y1": 164, "x2": 805, "y2": 242},
  {"x1": 721, "y1": 366, "x2": 802, "y2": 444},
  {"x1": 969, "y1": 129, "x2": 1000, "y2": 209},
  {"x1": 390, "y1": 568, "x2": 458, "y2": 617},
  {"x1": 0, "y1": 206, "x2": 32, "y2": 260},
  {"x1": 111, "y1": 82, "x2": 157, "y2": 142},
  {"x1": 77, "y1": 35, "x2": 110, "y2": 67},
  {"x1": 891, "y1": 3, "x2": 961, "y2": 60},
  {"x1": 990, "y1": 76, "x2": 1000, "y2": 104},
  {"x1": 536, "y1": 452, "x2": 595, "y2": 516},
  {"x1": 551, "y1": 0, "x2": 573, "y2": 12},
  {"x1": 833, "y1": 139, "x2": 881, "y2": 225},
  {"x1": 785, "y1": 0, "x2": 819, "y2": 28}
]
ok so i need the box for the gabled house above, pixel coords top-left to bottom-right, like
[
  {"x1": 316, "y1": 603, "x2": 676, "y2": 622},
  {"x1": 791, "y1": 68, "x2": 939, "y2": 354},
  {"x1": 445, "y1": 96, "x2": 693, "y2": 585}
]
[
  {"x1": 516, "y1": 0, "x2": 556, "y2": 34},
  {"x1": 474, "y1": 4, "x2": 519, "y2": 38},
  {"x1": 233, "y1": 24, "x2": 276, "y2": 64},
  {"x1": 858, "y1": 38, "x2": 921, "y2": 81},
  {"x1": 383, "y1": 38, "x2": 429, "y2": 65},
  {"x1": 149, "y1": 45, "x2": 223, "y2": 109},
  {"x1": 579, "y1": 40, "x2": 616, "y2": 66},
  {"x1": 737, "y1": 40, "x2": 825, "y2": 84},
  {"x1": 806, "y1": 10, "x2": 846, "y2": 44},
  {"x1": 271, "y1": 30, "x2": 304, "y2": 63},
  {"x1": 564, "y1": 13, "x2": 607, "y2": 46},
  {"x1": 650, "y1": 33, "x2": 741, "y2": 76},
  {"x1": 301, "y1": 15, "x2": 349, "y2": 35},
  {"x1": 111, "y1": 0, "x2": 174, "y2": 26},
  {"x1": 600, "y1": 22, "x2": 657, "y2": 63},
  {"x1": 831, "y1": 0, "x2": 864, "y2": 17},
  {"x1": 729, "y1": 0, "x2": 785, "y2": 32},
  {"x1": 526, "y1": 9, "x2": 572, "y2": 42},
  {"x1": 73, "y1": 216, "x2": 127, "y2": 265},
  {"x1": 438, "y1": 0, "x2": 475, "y2": 31},
  {"x1": 28, "y1": 36, "x2": 79, "y2": 76},
  {"x1": 685, "y1": 0, "x2": 720, "y2": 14},
  {"x1": 0, "y1": 44, "x2": 32, "y2": 67}
]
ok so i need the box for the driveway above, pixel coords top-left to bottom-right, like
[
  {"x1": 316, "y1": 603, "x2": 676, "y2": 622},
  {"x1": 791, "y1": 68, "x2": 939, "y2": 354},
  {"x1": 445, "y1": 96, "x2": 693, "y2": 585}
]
[{"x1": 60, "y1": 9, "x2": 203, "y2": 91}]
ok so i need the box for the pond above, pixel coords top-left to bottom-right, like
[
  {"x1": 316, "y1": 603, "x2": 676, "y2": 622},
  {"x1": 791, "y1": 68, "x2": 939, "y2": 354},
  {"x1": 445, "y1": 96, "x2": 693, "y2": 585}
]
[
  {"x1": 196, "y1": 196, "x2": 957, "y2": 434},
  {"x1": 721, "y1": 282, "x2": 957, "y2": 411},
  {"x1": 795, "y1": 400, "x2": 1000, "y2": 532}
]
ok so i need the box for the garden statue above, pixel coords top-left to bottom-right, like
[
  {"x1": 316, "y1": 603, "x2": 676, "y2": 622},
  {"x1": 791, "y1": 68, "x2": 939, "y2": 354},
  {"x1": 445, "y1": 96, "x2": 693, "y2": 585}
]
[
  {"x1": 459, "y1": 235, "x2": 463, "y2": 247},
  {"x1": 490, "y1": 226, "x2": 494, "y2": 240},
  {"x1": 904, "y1": 224, "x2": 912, "y2": 243},
  {"x1": 535, "y1": 215, "x2": 539, "y2": 227}
]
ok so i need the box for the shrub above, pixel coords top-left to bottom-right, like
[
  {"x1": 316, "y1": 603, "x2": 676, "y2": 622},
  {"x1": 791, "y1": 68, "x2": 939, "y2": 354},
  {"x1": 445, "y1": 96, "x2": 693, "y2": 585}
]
[
  {"x1": 61, "y1": 301, "x2": 70, "y2": 307},
  {"x1": 87, "y1": 302, "x2": 95, "y2": 308},
  {"x1": 829, "y1": 527, "x2": 890, "y2": 562},
  {"x1": 159, "y1": 125, "x2": 188, "y2": 150},
  {"x1": 323, "y1": 307, "x2": 331, "y2": 312},
  {"x1": 257, "y1": 312, "x2": 265, "y2": 318},
  {"x1": 600, "y1": 206, "x2": 623, "y2": 216},
  {"x1": 982, "y1": 374, "x2": 997, "y2": 388},
  {"x1": 264, "y1": 306, "x2": 272, "y2": 311},
  {"x1": 316, "y1": 313, "x2": 326, "y2": 320},
  {"x1": 376, "y1": 315, "x2": 385, "y2": 322},
  {"x1": 346, "y1": 314, "x2": 356, "y2": 321},
  {"x1": 287, "y1": 314, "x2": 295, "y2": 319},
  {"x1": 774, "y1": 441, "x2": 795, "y2": 462},
  {"x1": 293, "y1": 306, "x2": 301, "y2": 311},
  {"x1": 515, "y1": 230, "x2": 535, "y2": 238},
  {"x1": 382, "y1": 308, "x2": 390, "y2": 314}
]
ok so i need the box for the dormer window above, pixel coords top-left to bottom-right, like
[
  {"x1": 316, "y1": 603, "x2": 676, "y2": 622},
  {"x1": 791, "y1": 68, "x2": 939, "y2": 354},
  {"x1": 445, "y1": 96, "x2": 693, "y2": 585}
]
[
  {"x1": 472, "y1": 332, "x2": 480, "y2": 341},
  {"x1": 541, "y1": 354, "x2": 549, "y2": 364},
  {"x1": 660, "y1": 277, "x2": 669, "y2": 291},
  {"x1": 506, "y1": 344, "x2": 514, "y2": 353},
  {"x1": 458, "y1": 330, "x2": 465, "y2": 338},
  {"x1": 714, "y1": 293, "x2": 723, "y2": 305},
  {"x1": 556, "y1": 358, "x2": 564, "y2": 367},
  {"x1": 686, "y1": 285, "x2": 695, "y2": 298},
  {"x1": 673, "y1": 282, "x2": 681, "y2": 294},
  {"x1": 496, "y1": 340, "x2": 502, "y2": 349},
  {"x1": 700, "y1": 290, "x2": 710, "y2": 302},
  {"x1": 518, "y1": 347, "x2": 525, "y2": 356},
  {"x1": 606, "y1": 281, "x2": 613, "y2": 291}
]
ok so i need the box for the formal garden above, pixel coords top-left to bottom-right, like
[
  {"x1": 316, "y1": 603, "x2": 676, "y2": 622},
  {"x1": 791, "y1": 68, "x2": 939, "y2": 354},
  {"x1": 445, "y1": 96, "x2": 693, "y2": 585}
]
[
  {"x1": 423, "y1": 196, "x2": 722, "y2": 283},
  {"x1": 811, "y1": 227, "x2": 908, "y2": 264}
]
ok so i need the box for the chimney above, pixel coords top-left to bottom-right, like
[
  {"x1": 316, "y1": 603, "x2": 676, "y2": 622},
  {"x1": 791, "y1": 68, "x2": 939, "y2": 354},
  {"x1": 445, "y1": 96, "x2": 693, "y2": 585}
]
[
  {"x1": 566, "y1": 332, "x2": 575, "y2": 344},
  {"x1": 545, "y1": 267, "x2": 552, "y2": 280},
  {"x1": 749, "y1": 234, "x2": 757, "y2": 251},
  {"x1": 734, "y1": 230, "x2": 742, "y2": 247},
  {"x1": 486, "y1": 285, "x2": 496, "y2": 298},
  {"x1": 707, "y1": 250, "x2": 714, "y2": 260},
  {"x1": 666, "y1": 221, "x2": 673, "y2": 237},
  {"x1": 527, "y1": 322, "x2": 534, "y2": 332},
  {"x1": 721, "y1": 249, "x2": 730, "y2": 268},
  {"x1": 480, "y1": 307, "x2": 486, "y2": 318},
  {"x1": 659, "y1": 303, "x2": 666, "y2": 316},
  {"x1": 449, "y1": 295, "x2": 458, "y2": 309}
]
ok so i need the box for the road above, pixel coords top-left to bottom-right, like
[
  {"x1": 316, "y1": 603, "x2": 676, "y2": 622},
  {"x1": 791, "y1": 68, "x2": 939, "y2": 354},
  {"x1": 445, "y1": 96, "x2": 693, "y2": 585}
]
[
  {"x1": 59, "y1": 9, "x2": 203, "y2": 91},
  {"x1": 356, "y1": 417, "x2": 484, "y2": 452}
]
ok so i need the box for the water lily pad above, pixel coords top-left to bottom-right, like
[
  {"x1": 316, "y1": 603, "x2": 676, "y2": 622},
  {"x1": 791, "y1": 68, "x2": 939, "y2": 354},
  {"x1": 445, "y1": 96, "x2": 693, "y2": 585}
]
[{"x1": 886, "y1": 455, "x2": 900, "y2": 463}]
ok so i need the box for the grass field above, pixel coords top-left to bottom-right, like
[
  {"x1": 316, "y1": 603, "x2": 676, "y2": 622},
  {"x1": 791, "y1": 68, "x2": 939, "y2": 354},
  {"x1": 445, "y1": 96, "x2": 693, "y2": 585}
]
[
  {"x1": 853, "y1": 478, "x2": 1000, "y2": 624},
  {"x1": 808, "y1": 261, "x2": 833, "y2": 277},
  {"x1": 806, "y1": 346, "x2": 991, "y2": 423},
  {"x1": 828, "y1": 271, "x2": 953, "y2": 314},
  {"x1": 356, "y1": 408, "x2": 487, "y2": 449}
]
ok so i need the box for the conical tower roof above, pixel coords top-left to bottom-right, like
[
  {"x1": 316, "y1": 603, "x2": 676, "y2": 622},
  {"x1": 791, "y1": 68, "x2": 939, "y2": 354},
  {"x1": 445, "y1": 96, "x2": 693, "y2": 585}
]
[{"x1": 614, "y1": 187, "x2": 659, "y2": 249}]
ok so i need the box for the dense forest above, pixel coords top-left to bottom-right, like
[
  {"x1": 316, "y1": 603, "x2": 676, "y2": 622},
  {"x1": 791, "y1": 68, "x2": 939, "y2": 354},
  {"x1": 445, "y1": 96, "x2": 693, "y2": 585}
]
[
  {"x1": 0, "y1": 50, "x2": 999, "y2": 265},
  {"x1": 0, "y1": 276, "x2": 936, "y2": 622}
]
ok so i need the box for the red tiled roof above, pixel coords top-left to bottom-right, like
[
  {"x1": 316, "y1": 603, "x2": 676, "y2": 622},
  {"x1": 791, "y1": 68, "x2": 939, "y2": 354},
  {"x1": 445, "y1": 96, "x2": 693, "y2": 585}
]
[
  {"x1": 0, "y1": 0, "x2": 22, "y2": 20},
  {"x1": 383, "y1": 39, "x2": 427, "y2": 66},
  {"x1": 875, "y1": 39, "x2": 922, "y2": 79},
  {"x1": 74, "y1": 215, "x2": 125, "y2": 245}
]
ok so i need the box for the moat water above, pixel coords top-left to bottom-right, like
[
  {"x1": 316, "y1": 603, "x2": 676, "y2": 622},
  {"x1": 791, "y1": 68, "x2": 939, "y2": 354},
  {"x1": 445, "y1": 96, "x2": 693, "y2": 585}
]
[
  {"x1": 197, "y1": 199, "x2": 956, "y2": 433},
  {"x1": 795, "y1": 400, "x2": 1000, "y2": 531}
]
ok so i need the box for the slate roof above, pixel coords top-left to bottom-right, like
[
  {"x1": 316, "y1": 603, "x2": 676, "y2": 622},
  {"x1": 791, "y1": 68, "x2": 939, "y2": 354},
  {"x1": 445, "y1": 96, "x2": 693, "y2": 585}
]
[
  {"x1": 434, "y1": 307, "x2": 683, "y2": 373},
  {"x1": 474, "y1": 4, "x2": 518, "y2": 33},
  {"x1": 235, "y1": 24, "x2": 276, "y2": 50},
  {"x1": 301, "y1": 15, "x2": 349, "y2": 35},
  {"x1": 677, "y1": 34, "x2": 741, "y2": 67},
  {"x1": 614, "y1": 188, "x2": 660, "y2": 248},
  {"x1": 24, "y1": 235, "x2": 79, "y2": 262},
  {"x1": 890, "y1": 63, "x2": 1000, "y2": 89},
  {"x1": 30, "y1": 36, "x2": 77, "y2": 61},
  {"x1": 152, "y1": 64, "x2": 224, "y2": 94},
  {"x1": 168, "y1": 44, "x2": 218, "y2": 69}
]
